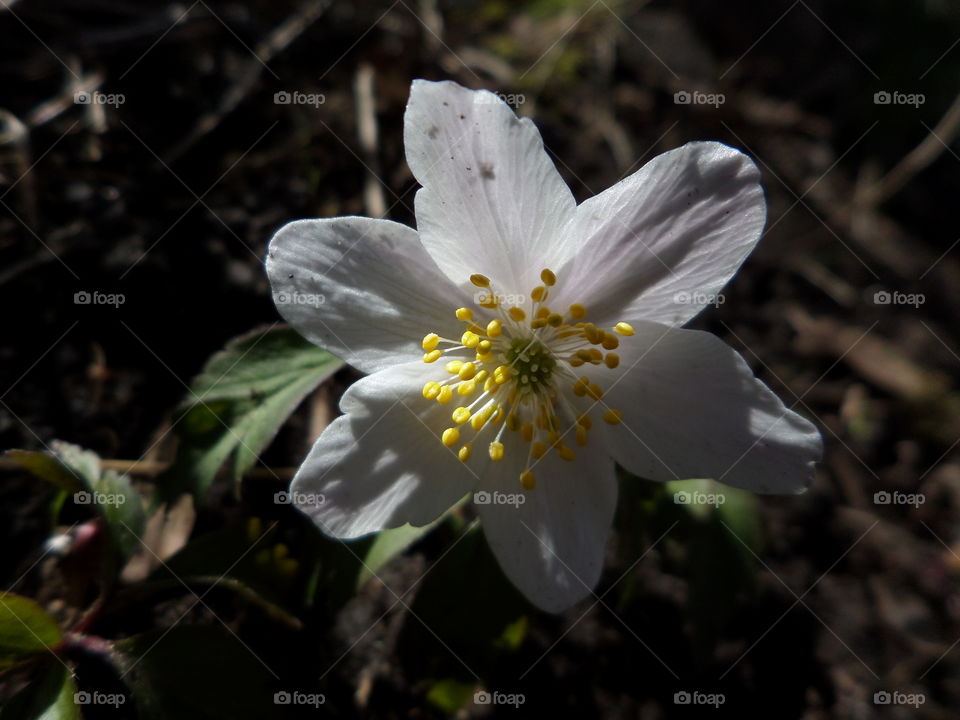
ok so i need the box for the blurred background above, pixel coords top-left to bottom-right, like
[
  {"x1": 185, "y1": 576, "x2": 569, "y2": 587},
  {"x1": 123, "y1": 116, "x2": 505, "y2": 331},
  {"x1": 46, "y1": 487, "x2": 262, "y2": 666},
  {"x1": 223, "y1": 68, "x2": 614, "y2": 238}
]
[{"x1": 1, "y1": 0, "x2": 959, "y2": 717}]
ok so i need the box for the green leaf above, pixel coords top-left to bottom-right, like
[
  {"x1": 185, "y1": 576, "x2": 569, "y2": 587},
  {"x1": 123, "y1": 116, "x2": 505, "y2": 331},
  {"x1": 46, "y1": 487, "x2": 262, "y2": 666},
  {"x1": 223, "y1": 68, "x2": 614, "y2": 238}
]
[
  {"x1": 426, "y1": 678, "x2": 476, "y2": 713},
  {"x1": 113, "y1": 626, "x2": 276, "y2": 720},
  {"x1": 0, "y1": 663, "x2": 81, "y2": 720},
  {"x1": 161, "y1": 325, "x2": 343, "y2": 500},
  {"x1": 0, "y1": 593, "x2": 62, "y2": 670},
  {"x1": 7, "y1": 442, "x2": 147, "y2": 561},
  {"x1": 355, "y1": 517, "x2": 446, "y2": 592}
]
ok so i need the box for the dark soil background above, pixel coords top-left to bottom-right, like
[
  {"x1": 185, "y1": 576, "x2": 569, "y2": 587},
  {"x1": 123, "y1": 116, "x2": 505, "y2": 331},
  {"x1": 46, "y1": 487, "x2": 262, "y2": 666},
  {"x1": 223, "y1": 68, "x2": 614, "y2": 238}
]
[{"x1": 1, "y1": 0, "x2": 959, "y2": 717}]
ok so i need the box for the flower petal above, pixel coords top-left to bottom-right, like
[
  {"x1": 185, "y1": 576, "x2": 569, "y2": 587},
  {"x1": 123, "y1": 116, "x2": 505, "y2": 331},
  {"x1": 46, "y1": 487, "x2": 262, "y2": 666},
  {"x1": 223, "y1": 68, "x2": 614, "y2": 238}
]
[
  {"x1": 553, "y1": 142, "x2": 766, "y2": 327},
  {"x1": 266, "y1": 217, "x2": 463, "y2": 375},
  {"x1": 583, "y1": 321, "x2": 821, "y2": 494},
  {"x1": 290, "y1": 361, "x2": 477, "y2": 538},
  {"x1": 474, "y1": 432, "x2": 617, "y2": 613},
  {"x1": 404, "y1": 79, "x2": 576, "y2": 294}
]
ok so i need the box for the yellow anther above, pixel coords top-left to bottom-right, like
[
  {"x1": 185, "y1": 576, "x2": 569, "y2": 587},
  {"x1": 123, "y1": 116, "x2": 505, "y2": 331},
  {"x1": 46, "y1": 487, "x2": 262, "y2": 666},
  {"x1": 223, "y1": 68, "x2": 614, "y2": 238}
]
[
  {"x1": 470, "y1": 412, "x2": 487, "y2": 431},
  {"x1": 530, "y1": 318, "x2": 548, "y2": 330},
  {"x1": 458, "y1": 362, "x2": 477, "y2": 380},
  {"x1": 576, "y1": 349, "x2": 593, "y2": 362},
  {"x1": 572, "y1": 379, "x2": 587, "y2": 397},
  {"x1": 547, "y1": 430, "x2": 560, "y2": 446},
  {"x1": 422, "y1": 333, "x2": 440, "y2": 351},
  {"x1": 452, "y1": 407, "x2": 472, "y2": 424},
  {"x1": 458, "y1": 380, "x2": 477, "y2": 396},
  {"x1": 446, "y1": 360, "x2": 463, "y2": 374},
  {"x1": 508, "y1": 307, "x2": 526, "y2": 322},
  {"x1": 437, "y1": 385, "x2": 453, "y2": 404},
  {"x1": 578, "y1": 414, "x2": 592, "y2": 429},
  {"x1": 486, "y1": 319, "x2": 502, "y2": 337},
  {"x1": 603, "y1": 409, "x2": 623, "y2": 425},
  {"x1": 456, "y1": 307, "x2": 473, "y2": 321},
  {"x1": 521, "y1": 423, "x2": 534, "y2": 442},
  {"x1": 475, "y1": 369, "x2": 489, "y2": 383},
  {"x1": 576, "y1": 424, "x2": 588, "y2": 446},
  {"x1": 531, "y1": 286, "x2": 546, "y2": 303},
  {"x1": 587, "y1": 383, "x2": 604, "y2": 400},
  {"x1": 479, "y1": 293, "x2": 498, "y2": 308},
  {"x1": 423, "y1": 349, "x2": 442, "y2": 363},
  {"x1": 602, "y1": 334, "x2": 619, "y2": 350},
  {"x1": 442, "y1": 427, "x2": 460, "y2": 447},
  {"x1": 547, "y1": 313, "x2": 564, "y2": 327},
  {"x1": 584, "y1": 323, "x2": 602, "y2": 344},
  {"x1": 489, "y1": 442, "x2": 505, "y2": 461},
  {"x1": 614, "y1": 322, "x2": 635, "y2": 336},
  {"x1": 505, "y1": 414, "x2": 521, "y2": 431},
  {"x1": 604, "y1": 353, "x2": 620, "y2": 369},
  {"x1": 540, "y1": 268, "x2": 557, "y2": 286},
  {"x1": 491, "y1": 407, "x2": 505, "y2": 423},
  {"x1": 520, "y1": 470, "x2": 536, "y2": 490},
  {"x1": 470, "y1": 273, "x2": 490, "y2": 287},
  {"x1": 531, "y1": 441, "x2": 547, "y2": 459},
  {"x1": 477, "y1": 340, "x2": 492, "y2": 354},
  {"x1": 556, "y1": 444, "x2": 576, "y2": 462},
  {"x1": 589, "y1": 348, "x2": 603, "y2": 364},
  {"x1": 461, "y1": 331, "x2": 480, "y2": 348},
  {"x1": 458, "y1": 443, "x2": 472, "y2": 462},
  {"x1": 570, "y1": 357, "x2": 584, "y2": 367},
  {"x1": 569, "y1": 303, "x2": 586, "y2": 319},
  {"x1": 422, "y1": 381, "x2": 441, "y2": 400},
  {"x1": 484, "y1": 377, "x2": 496, "y2": 392},
  {"x1": 494, "y1": 365, "x2": 511, "y2": 384}
]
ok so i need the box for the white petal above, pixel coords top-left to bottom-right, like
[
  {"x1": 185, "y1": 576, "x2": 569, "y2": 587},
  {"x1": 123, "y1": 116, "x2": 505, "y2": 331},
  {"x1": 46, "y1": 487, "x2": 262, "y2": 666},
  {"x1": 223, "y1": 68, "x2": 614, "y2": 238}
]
[
  {"x1": 553, "y1": 142, "x2": 765, "y2": 327},
  {"x1": 583, "y1": 321, "x2": 822, "y2": 494},
  {"x1": 404, "y1": 79, "x2": 576, "y2": 294},
  {"x1": 475, "y1": 432, "x2": 617, "y2": 613},
  {"x1": 266, "y1": 217, "x2": 463, "y2": 375},
  {"x1": 290, "y1": 361, "x2": 477, "y2": 538}
]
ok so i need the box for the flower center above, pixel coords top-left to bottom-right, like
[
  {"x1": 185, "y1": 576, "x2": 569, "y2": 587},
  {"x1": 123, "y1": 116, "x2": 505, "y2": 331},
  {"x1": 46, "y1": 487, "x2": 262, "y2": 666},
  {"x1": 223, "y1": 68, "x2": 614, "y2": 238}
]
[{"x1": 420, "y1": 268, "x2": 633, "y2": 491}]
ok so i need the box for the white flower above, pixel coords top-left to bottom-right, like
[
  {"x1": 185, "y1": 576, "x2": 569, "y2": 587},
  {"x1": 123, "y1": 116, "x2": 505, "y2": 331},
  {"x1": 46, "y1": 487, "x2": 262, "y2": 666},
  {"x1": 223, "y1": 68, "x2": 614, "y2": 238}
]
[{"x1": 266, "y1": 79, "x2": 822, "y2": 613}]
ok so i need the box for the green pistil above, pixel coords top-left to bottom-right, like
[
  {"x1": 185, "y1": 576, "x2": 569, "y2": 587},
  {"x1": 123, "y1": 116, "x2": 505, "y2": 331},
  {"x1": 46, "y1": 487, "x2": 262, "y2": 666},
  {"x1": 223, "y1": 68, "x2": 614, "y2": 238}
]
[{"x1": 504, "y1": 337, "x2": 556, "y2": 392}]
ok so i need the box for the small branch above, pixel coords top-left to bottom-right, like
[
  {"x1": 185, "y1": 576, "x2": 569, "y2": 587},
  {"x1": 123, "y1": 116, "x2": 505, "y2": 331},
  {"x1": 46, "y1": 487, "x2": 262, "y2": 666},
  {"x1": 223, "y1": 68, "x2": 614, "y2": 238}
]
[
  {"x1": 354, "y1": 63, "x2": 386, "y2": 219},
  {"x1": 858, "y1": 92, "x2": 960, "y2": 207}
]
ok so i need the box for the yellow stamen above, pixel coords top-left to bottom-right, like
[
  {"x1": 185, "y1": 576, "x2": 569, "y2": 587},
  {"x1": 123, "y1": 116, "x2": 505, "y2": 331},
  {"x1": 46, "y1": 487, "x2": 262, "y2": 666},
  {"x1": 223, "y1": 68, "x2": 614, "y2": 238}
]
[
  {"x1": 452, "y1": 407, "x2": 471, "y2": 424},
  {"x1": 470, "y1": 273, "x2": 490, "y2": 287},
  {"x1": 540, "y1": 268, "x2": 557, "y2": 287},
  {"x1": 423, "y1": 349, "x2": 442, "y2": 363},
  {"x1": 442, "y1": 427, "x2": 460, "y2": 446},
  {"x1": 437, "y1": 386, "x2": 453, "y2": 404},
  {"x1": 508, "y1": 307, "x2": 526, "y2": 322},
  {"x1": 458, "y1": 444, "x2": 472, "y2": 462},
  {"x1": 604, "y1": 353, "x2": 620, "y2": 369},
  {"x1": 603, "y1": 409, "x2": 623, "y2": 425},
  {"x1": 489, "y1": 442, "x2": 504, "y2": 461},
  {"x1": 456, "y1": 307, "x2": 473, "y2": 321},
  {"x1": 422, "y1": 333, "x2": 440, "y2": 351},
  {"x1": 520, "y1": 470, "x2": 536, "y2": 490},
  {"x1": 422, "y1": 381, "x2": 441, "y2": 399},
  {"x1": 614, "y1": 322, "x2": 635, "y2": 336}
]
